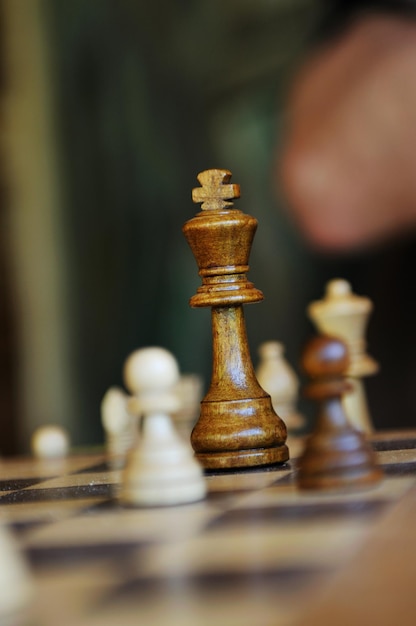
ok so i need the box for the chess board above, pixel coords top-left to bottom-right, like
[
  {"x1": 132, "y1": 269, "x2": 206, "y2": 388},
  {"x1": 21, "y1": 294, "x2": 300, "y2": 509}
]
[{"x1": 1, "y1": 430, "x2": 416, "y2": 626}]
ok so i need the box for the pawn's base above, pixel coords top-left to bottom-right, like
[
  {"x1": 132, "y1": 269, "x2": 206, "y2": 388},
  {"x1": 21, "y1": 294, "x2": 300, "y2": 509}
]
[
  {"x1": 297, "y1": 464, "x2": 382, "y2": 491},
  {"x1": 120, "y1": 477, "x2": 206, "y2": 507},
  {"x1": 120, "y1": 458, "x2": 207, "y2": 507},
  {"x1": 120, "y1": 429, "x2": 207, "y2": 507},
  {"x1": 196, "y1": 444, "x2": 289, "y2": 470},
  {"x1": 297, "y1": 431, "x2": 382, "y2": 491}
]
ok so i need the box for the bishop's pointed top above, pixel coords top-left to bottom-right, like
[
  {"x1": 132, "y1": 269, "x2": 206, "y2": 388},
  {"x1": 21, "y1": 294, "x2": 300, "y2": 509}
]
[{"x1": 192, "y1": 169, "x2": 240, "y2": 210}]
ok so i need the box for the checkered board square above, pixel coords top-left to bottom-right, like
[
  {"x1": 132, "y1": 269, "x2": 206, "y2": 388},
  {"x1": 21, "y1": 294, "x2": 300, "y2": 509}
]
[{"x1": 0, "y1": 430, "x2": 415, "y2": 626}]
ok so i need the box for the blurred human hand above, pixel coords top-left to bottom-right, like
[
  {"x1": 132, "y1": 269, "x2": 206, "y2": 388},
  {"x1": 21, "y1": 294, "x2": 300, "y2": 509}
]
[{"x1": 280, "y1": 14, "x2": 416, "y2": 251}]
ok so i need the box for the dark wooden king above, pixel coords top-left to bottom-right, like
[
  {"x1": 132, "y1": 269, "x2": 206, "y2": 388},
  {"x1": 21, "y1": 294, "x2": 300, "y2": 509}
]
[{"x1": 182, "y1": 169, "x2": 289, "y2": 469}]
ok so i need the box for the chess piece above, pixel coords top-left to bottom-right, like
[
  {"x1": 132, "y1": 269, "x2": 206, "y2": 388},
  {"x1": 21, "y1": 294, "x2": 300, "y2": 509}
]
[
  {"x1": 172, "y1": 373, "x2": 204, "y2": 440},
  {"x1": 307, "y1": 278, "x2": 378, "y2": 433},
  {"x1": 31, "y1": 425, "x2": 70, "y2": 459},
  {"x1": 120, "y1": 347, "x2": 206, "y2": 506},
  {"x1": 256, "y1": 341, "x2": 305, "y2": 433},
  {"x1": 297, "y1": 335, "x2": 382, "y2": 490},
  {"x1": 101, "y1": 386, "x2": 137, "y2": 467},
  {"x1": 0, "y1": 523, "x2": 32, "y2": 623},
  {"x1": 183, "y1": 169, "x2": 288, "y2": 469}
]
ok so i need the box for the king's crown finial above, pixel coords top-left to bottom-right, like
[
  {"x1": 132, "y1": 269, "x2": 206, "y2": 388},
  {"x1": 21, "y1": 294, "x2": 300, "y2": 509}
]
[{"x1": 192, "y1": 169, "x2": 240, "y2": 210}]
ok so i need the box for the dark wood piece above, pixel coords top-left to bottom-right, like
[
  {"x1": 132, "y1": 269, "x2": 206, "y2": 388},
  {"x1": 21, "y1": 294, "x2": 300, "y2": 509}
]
[
  {"x1": 298, "y1": 335, "x2": 382, "y2": 489},
  {"x1": 182, "y1": 169, "x2": 288, "y2": 469}
]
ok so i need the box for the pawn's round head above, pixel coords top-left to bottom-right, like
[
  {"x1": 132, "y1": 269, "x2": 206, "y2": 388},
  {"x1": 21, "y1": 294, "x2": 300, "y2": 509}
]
[
  {"x1": 31, "y1": 425, "x2": 70, "y2": 459},
  {"x1": 301, "y1": 335, "x2": 349, "y2": 380},
  {"x1": 123, "y1": 347, "x2": 180, "y2": 395},
  {"x1": 325, "y1": 278, "x2": 352, "y2": 299},
  {"x1": 101, "y1": 387, "x2": 131, "y2": 433},
  {"x1": 258, "y1": 341, "x2": 284, "y2": 360}
]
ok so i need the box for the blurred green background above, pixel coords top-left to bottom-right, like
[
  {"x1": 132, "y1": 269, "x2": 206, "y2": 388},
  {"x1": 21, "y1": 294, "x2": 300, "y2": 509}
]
[{"x1": 1, "y1": 0, "x2": 415, "y2": 454}]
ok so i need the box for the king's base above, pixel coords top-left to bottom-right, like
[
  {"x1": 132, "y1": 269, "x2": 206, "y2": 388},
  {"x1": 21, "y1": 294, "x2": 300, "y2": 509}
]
[{"x1": 196, "y1": 444, "x2": 289, "y2": 470}]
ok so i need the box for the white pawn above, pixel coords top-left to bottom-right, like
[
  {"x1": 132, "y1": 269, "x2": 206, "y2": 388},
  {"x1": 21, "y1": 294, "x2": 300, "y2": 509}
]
[
  {"x1": 172, "y1": 373, "x2": 204, "y2": 439},
  {"x1": 31, "y1": 425, "x2": 69, "y2": 459},
  {"x1": 0, "y1": 524, "x2": 32, "y2": 624},
  {"x1": 101, "y1": 386, "x2": 137, "y2": 467},
  {"x1": 120, "y1": 347, "x2": 206, "y2": 506},
  {"x1": 256, "y1": 341, "x2": 305, "y2": 433}
]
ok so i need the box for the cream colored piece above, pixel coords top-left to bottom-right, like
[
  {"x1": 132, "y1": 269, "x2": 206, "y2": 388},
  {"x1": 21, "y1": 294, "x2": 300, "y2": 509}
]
[
  {"x1": 307, "y1": 279, "x2": 378, "y2": 433},
  {"x1": 31, "y1": 425, "x2": 70, "y2": 459},
  {"x1": 256, "y1": 341, "x2": 305, "y2": 433},
  {"x1": 172, "y1": 373, "x2": 204, "y2": 440},
  {"x1": 120, "y1": 347, "x2": 206, "y2": 507},
  {"x1": 0, "y1": 523, "x2": 32, "y2": 625},
  {"x1": 101, "y1": 386, "x2": 137, "y2": 468}
]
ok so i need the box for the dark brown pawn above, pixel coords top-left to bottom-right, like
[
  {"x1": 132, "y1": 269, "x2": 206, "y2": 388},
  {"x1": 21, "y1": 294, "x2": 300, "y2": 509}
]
[{"x1": 298, "y1": 335, "x2": 382, "y2": 490}]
